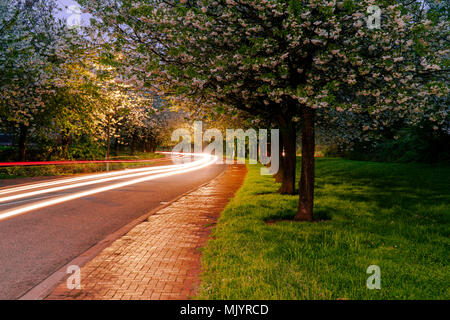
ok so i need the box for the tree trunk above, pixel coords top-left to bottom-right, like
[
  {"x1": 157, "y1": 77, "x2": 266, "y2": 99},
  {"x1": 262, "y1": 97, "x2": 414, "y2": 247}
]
[
  {"x1": 18, "y1": 125, "x2": 28, "y2": 162},
  {"x1": 114, "y1": 139, "x2": 119, "y2": 156},
  {"x1": 106, "y1": 131, "x2": 110, "y2": 161},
  {"x1": 278, "y1": 121, "x2": 296, "y2": 195},
  {"x1": 273, "y1": 136, "x2": 284, "y2": 183},
  {"x1": 62, "y1": 132, "x2": 70, "y2": 159},
  {"x1": 130, "y1": 135, "x2": 136, "y2": 155},
  {"x1": 273, "y1": 147, "x2": 283, "y2": 183},
  {"x1": 105, "y1": 117, "x2": 111, "y2": 160},
  {"x1": 295, "y1": 105, "x2": 315, "y2": 221}
]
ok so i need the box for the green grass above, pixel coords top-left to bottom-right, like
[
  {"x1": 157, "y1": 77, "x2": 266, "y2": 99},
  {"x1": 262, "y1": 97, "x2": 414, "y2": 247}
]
[
  {"x1": 0, "y1": 152, "x2": 164, "y2": 179},
  {"x1": 197, "y1": 158, "x2": 450, "y2": 300}
]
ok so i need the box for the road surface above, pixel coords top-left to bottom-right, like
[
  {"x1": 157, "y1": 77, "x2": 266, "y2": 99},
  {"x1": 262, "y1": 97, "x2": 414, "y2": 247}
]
[{"x1": 0, "y1": 154, "x2": 224, "y2": 299}]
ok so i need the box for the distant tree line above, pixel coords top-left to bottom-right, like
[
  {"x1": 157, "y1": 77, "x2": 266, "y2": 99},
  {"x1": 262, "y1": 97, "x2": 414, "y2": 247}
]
[{"x1": 0, "y1": 0, "x2": 172, "y2": 162}]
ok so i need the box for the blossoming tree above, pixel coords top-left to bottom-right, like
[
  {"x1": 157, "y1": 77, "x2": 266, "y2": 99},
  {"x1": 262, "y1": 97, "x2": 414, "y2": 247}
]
[
  {"x1": 78, "y1": 0, "x2": 448, "y2": 221},
  {"x1": 0, "y1": 0, "x2": 81, "y2": 160},
  {"x1": 0, "y1": 0, "x2": 166, "y2": 160}
]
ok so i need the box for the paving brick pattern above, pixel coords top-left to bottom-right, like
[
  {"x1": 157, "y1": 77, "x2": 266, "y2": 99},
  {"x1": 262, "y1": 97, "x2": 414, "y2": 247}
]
[{"x1": 46, "y1": 164, "x2": 246, "y2": 300}]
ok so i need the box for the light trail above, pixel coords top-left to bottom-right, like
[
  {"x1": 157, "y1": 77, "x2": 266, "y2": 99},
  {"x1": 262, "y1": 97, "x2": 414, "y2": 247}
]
[
  {"x1": 0, "y1": 159, "x2": 166, "y2": 167},
  {"x1": 0, "y1": 152, "x2": 186, "y2": 167},
  {"x1": 0, "y1": 154, "x2": 187, "y2": 196},
  {"x1": 0, "y1": 194, "x2": 57, "y2": 207},
  {"x1": 0, "y1": 153, "x2": 217, "y2": 222},
  {"x1": 0, "y1": 154, "x2": 205, "y2": 203}
]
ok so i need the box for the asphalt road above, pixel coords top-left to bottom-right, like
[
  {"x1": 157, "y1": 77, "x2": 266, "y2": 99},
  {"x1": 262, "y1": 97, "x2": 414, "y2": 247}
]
[{"x1": 0, "y1": 155, "x2": 224, "y2": 299}]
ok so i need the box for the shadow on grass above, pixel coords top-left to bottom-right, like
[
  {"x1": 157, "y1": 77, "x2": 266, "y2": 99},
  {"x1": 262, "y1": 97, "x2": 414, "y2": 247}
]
[
  {"x1": 262, "y1": 204, "x2": 332, "y2": 224},
  {"x1": 262, "y1": 158, "x2": 449, "y2": 230},
  {"x1": 198, "y1": 158, "x2": 450, "y2": 299},
  {"x1": 314, "y1": 159, "x2": 450, "y2": 221}
]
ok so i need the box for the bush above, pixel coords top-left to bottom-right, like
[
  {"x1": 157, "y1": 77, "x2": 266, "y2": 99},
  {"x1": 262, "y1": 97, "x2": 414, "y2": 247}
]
[
  {"x1": 68, "y1": 139, "x2": 105, "y2": 160},
  {"x1": 346, "y1": 126, "x2": 450, "y2": 164},
  {"x1": 0, "y1": 146, "x2": 15, "y2": 161}
]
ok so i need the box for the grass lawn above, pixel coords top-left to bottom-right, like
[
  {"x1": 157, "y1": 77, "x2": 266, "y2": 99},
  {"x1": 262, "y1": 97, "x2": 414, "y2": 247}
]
[{"x1": 197, "y1": 158, "x2": 450, "y2": 300}]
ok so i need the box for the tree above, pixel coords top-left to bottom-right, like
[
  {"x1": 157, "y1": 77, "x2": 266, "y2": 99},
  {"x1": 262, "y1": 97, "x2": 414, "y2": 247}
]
[
  {"x1": 0, "y1": 0, "x2": 80, "y2": 160},
  {"x1": 79, "y1": 0, "x2": 448, "y2": 220},
  {"x1": 0, "y1": 0, "x2": 171, "y2": 162}
]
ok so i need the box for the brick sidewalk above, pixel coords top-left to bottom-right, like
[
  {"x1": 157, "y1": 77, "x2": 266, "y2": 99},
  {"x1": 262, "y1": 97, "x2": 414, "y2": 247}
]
[{"x1": 46, "y1": 164, "x2": 246, "y2": 300}]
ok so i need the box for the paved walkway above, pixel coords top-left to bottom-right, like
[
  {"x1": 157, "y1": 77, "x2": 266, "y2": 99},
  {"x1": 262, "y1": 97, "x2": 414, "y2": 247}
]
[{"x1": 46, "y1": 164, "x2": 246, "y2": 300}]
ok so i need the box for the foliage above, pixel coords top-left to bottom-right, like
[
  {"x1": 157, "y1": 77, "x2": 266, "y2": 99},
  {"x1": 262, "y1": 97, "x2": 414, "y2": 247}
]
[
  {"x1": 66, "y1": 138, "x2": 106, "y2": 160},
  {"x1": 79, "y1": 0, "x2": 448, "y2": 129},
  {"x1": 346, "y1": 125, "x2": 450, "y2": 163},
  {"x1": 0, "y1": 0, "x2": 172, "y2": 161}
]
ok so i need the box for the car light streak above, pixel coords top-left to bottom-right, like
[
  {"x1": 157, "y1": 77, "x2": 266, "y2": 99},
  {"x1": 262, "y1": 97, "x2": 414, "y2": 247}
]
[
  {"x1": 0, "y1": 194, "x2": 57, "y2": 207},
  {"x1": 0, "y1": 154, "x2": 209, "y2": 203},
  {"x1": 0, "y1": 153, "x2": 217, "y2": 221},
  {"x1": 0, "y1": 154, "x2": 188, "y2": 196},
  {"x1": 0, "y1": 159, "x2": 162, "y2": 167},
  {"x1": 0, "y1": 153, "x2": 185, "y2": 167}
]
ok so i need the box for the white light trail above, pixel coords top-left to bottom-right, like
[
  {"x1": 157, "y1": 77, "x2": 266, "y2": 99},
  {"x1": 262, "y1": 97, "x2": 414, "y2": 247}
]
[
  {"x1": 0, "y1": 154, "x2": 206, "y2": 203},
  {"x1": 0, "y1": 154, "x2": 186, "y2": 196},
  {"x1": 0, "y1": 153, "x2": 217, "y2": 222}
]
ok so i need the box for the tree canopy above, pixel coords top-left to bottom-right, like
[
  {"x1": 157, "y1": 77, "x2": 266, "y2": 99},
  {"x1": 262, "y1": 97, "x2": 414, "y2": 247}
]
[
  {"x1": 79, "y1": 0, "x2": 449, "y2": 220},
  {"x1": 0, "y1": 0, "x2": 170, "y2": 161}
]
